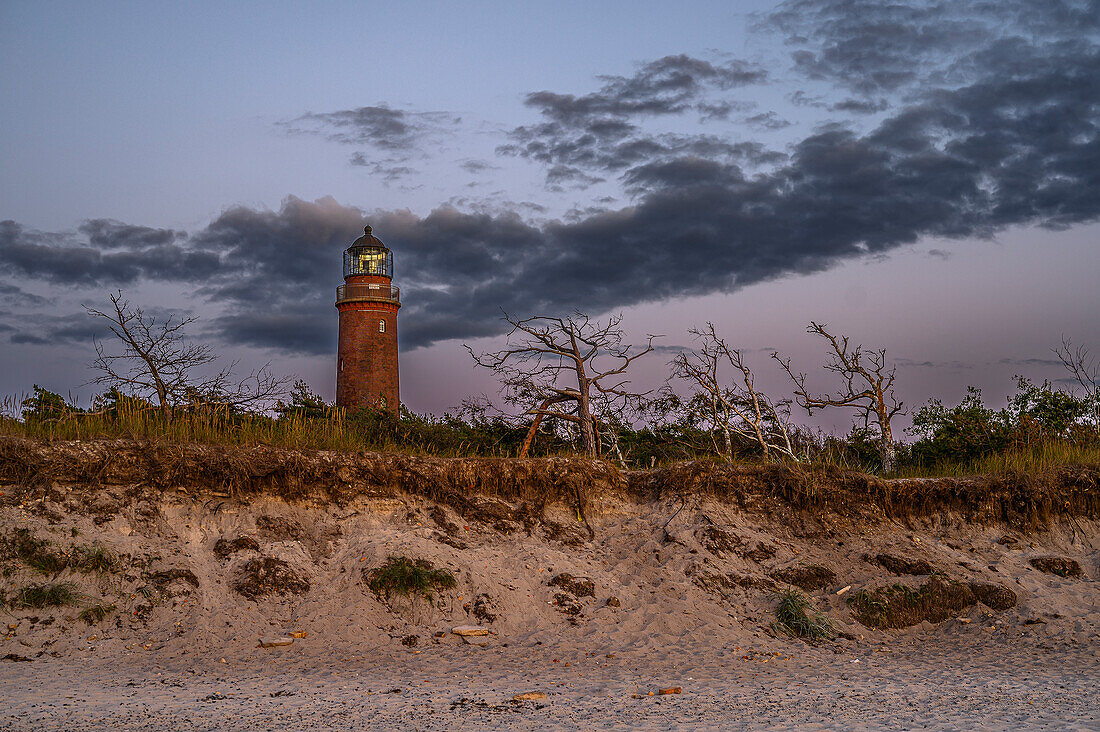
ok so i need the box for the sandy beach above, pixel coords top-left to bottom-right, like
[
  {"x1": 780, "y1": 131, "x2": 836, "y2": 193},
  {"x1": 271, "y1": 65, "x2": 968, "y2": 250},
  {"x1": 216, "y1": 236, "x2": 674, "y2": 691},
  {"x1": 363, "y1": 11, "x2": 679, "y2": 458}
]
[{"x1": 1, "y1": 441, "x2": 1097, "y2": 730}]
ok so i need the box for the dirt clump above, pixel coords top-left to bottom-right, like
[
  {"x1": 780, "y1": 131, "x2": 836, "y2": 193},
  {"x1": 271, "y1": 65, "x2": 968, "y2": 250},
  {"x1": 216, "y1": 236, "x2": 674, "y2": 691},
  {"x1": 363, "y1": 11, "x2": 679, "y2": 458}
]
[
  {"x1": 256, "y1": 515, "x2": 304, "y2": 541},
  {"x1": 874, "y1": 553, "x2": 935, "y2": 576},
  {"x1": 548, "y1": 573, "x2": 595, "y2": 598},
  {"x1": 690, "y1": 569, "x2": 770, "y2": 596},
  {"x1": 699, "y1": 527, "x2": 741, "y2": 556},
  {"x1": 769, "y1": 564, "x2": 837, "y2": 592},
  {"x1": 427, "y1": 505, "x2": 460, "y2": 535},
  {"x1": 146, "y1": 568, "x2": 199, "y2": 589},
  {"x1": 213, "y1": 536, "x2": 260, "y2": 559},
  {"x1": 543, "y1": 520, "x2": 587, "y2": 547},
  {"x1": 552, "y1": 593, "x2": 583, "y2": 616},
  {"x1": 968, "y1": 581, "x2": 1018, "y2": 610},
  {"x1": 847, "y1": 577, "x2": 978, "y2": 629},
  {"x1": 463, "y1": 593, "x2": 498, "y2": 624},
  {"x1": 233, "y1": 557, "x2": 310, "y2": 600},
  {"x1": 741, "y1": 542, "x2": 777, "y2": 563},
  {"x1": 1029, "y1": 556, "x2": 1083, "y2": 578},
  {"x1": 432, "y1": 532, "x2": 468, "y2": 550}
]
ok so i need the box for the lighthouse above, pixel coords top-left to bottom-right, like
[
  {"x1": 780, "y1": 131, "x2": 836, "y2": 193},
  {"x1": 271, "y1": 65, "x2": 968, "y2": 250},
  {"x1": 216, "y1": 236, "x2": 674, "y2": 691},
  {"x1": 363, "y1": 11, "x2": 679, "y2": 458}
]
[{"x1": 335, "y1": 225, "x2": 400, "y2": 410}]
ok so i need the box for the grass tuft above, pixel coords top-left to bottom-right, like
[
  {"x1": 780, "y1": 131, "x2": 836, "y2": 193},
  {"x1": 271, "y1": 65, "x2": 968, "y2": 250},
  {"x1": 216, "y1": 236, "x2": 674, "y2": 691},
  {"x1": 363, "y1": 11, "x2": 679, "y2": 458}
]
[
  {"x1": 366, "y1": 556, "x2": 456, "y2": 601},
  {"x1": 772, "y1": 587, "x2": 834, "y2": 641},
  {"x1": 72, "y1": 544, "x2": 117, "y2": 574},
  {"x1": 6, "y1": 529, "x2": 68, "y2": 574},
  {"x1": 78, "y1": 602, "x2": 116, "y2": 624},
  {"x1": 15, "y1": 582, "x2": 78, "y2": 608}
]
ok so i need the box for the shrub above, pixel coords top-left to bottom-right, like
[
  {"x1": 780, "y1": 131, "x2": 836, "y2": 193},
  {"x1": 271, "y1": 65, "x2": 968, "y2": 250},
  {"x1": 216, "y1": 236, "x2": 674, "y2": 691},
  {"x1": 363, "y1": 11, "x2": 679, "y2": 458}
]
[
  {"x1": 847, "y1": 577, "x2": 976, "y2": 629},
  {"x1": 366, "y1": 556, "x2": 456, "y2": 601},
  {"x1": 772, "y1": 587, "x2": 834, "y2": 641}
]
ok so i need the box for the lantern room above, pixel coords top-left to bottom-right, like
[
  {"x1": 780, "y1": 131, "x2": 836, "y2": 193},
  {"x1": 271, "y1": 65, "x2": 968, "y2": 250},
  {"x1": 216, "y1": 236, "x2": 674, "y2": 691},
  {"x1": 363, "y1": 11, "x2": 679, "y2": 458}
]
[{"x1": 343, "y1": 225, "x2": 393, "y2": 280}]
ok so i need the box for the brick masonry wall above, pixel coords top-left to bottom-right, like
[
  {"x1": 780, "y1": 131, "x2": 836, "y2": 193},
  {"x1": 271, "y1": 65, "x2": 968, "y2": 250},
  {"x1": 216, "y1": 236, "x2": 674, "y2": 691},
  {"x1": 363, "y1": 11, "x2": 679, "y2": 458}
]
[{"x1": 335, "y1": 301, "x2": 400, "y2": 410}]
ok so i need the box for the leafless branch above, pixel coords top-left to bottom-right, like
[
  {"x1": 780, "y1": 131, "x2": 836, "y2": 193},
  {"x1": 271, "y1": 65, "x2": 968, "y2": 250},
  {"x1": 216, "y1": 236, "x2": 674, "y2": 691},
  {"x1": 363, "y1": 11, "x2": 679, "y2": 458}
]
[
  {"x1": 86, "y1": 291, "x2": 291, "y2": 418},
  {"x1": 773, "y1": 321, "x2": 903, "y2": 469},
  {"x1": 467, "y1": 311, "x2": 658, "y2": 458}
]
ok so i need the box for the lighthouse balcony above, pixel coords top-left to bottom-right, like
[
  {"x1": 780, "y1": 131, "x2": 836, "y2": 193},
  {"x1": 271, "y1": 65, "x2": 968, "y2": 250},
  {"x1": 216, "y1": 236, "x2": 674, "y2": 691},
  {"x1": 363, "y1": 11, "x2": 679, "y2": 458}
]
[{"x1": 335, "y1": 283, "x2": 401, "y2": 306}]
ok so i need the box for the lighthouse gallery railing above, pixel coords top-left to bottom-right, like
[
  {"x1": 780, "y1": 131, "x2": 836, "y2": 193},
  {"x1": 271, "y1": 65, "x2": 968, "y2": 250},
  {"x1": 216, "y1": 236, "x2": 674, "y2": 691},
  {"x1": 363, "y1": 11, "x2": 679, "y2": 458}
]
[{"x1": 335, "y1": 283, "x2": 400, "y2": 305}]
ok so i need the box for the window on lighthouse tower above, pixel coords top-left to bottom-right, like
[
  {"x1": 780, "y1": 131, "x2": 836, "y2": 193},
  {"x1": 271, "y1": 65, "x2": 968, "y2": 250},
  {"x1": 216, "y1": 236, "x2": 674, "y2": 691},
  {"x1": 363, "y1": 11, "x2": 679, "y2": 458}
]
[{"x1": 379, "y1": 320, "x2": 386, "y2": 333}]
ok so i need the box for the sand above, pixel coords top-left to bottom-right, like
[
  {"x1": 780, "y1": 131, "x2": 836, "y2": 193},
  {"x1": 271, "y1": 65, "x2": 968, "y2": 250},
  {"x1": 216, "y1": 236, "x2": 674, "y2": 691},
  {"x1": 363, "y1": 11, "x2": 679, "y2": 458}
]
[{"x1": 1, "y1": 453, "x2": 1098, "y2": 729}]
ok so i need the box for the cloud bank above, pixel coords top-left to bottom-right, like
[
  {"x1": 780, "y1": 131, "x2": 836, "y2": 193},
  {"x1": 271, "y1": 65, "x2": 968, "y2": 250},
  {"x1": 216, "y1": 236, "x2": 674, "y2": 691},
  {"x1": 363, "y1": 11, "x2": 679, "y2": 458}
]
[{"x1": 1, "y1": 0, "x2": 1097, "y2": 357}]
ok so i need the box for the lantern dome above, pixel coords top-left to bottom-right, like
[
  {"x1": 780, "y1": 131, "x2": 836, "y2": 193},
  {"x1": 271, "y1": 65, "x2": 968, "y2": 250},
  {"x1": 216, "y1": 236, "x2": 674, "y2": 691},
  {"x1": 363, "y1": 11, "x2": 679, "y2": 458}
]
[{"x1": 343, "y1": 225, "x2": 393, "y2": 279}]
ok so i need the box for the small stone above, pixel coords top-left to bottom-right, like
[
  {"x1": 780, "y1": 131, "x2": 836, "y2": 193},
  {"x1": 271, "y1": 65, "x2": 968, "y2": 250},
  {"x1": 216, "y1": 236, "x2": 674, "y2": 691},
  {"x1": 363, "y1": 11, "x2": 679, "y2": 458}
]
[
  {"x1": 291, "y1": 630, "x2": 307, "y2": 639},
  {"x1": 513, "y1": 692, "x2": 547, "y2": 701},
  {"x1": 258, "y1": 637, "x2": 294, "y2": 648},
  {"x1": 658, "y1": 687, "x2": 682, "y2": 695},
  {"x1": 606, "y1": 596, "x2": 621, "y2": 608},
  {"x1": 451, "y1": 625, "x2": 490, "y2": 637}
]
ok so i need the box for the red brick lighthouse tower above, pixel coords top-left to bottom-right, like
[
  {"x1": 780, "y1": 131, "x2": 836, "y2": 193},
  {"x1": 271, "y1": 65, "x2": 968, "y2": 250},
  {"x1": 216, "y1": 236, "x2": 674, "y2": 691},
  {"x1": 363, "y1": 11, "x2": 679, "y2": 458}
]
[{"x1": 335, "y1": 225, "x2": 400, "y2": 410}]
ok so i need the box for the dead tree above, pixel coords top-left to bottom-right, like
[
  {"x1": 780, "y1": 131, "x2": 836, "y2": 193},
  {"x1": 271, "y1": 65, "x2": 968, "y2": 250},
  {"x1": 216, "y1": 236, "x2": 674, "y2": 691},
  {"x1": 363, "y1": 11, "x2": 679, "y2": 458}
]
[
  {"x1": 670, "y1": 323, "x2": 797, "y2": 461},
  {"x1": 773, "y1": 321, "x2": 903, "y2": 470},
  {"x1": 1054, "y1": 336, "x2": 1100, "y2": 436},
  {"x1": 467, "y1": 312, "x2": 656, "y2": 459},
  {"x1": 86, "y1": 291, "x2": 289, "y2": 419}
]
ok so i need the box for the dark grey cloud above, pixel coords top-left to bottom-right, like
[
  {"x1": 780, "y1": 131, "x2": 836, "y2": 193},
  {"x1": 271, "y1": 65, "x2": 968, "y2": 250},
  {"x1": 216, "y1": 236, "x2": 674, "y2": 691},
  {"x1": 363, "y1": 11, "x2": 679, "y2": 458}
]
[
  {"x1": 285, "y1": 104, "x2": 462, "y2": 172},
  {"x1": 349, "y1": 154, "x2": 417, "y2": 181},
  {"x1": 498, "y1": 54, "x2": 774, "y2": 187},
  {"x1": 0, "y1": 219, "x2": 217, "y2": 285},
  {"x1": 765, "y1": 0, "x2": 1098, "y2": 95},
  {"x1": 287, "y1": 104, "x2": 460, "y2": 151},
  {"x1": 0, "y1": 282, "x2": 48, "y2": 307},
  {"x1": 5, "y1": 312, "x2": 105, "y2": 347},
  {"x1": 460, "y1": 159, "x2": 497, "y2": 174}
]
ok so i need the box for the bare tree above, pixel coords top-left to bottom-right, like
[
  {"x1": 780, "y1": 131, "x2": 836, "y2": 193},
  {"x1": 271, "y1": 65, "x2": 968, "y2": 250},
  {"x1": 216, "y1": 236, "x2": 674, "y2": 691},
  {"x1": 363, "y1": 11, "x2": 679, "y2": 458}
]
[
  {"x1": 1054, "y1": 336, "x2": 1100, "y2": 436},
  {"x1": 87, "y1": 291, "x2": 289, "y2": 418},
  {"x1": 773, "y1": 322, "x2": 903, "y2": 470},
  {"x1": 467, "y1": 312, "x2": 656, "y2": 459},
  {"x1": 670, "y1": 323, "x2": 797, "y2": 461}
]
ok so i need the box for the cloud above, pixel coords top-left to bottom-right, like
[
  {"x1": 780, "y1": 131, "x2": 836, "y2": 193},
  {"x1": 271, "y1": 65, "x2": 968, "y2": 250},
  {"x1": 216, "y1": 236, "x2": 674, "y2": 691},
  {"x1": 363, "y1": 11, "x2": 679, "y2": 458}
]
[
  {"x1": 764, "y1": 0, "x2": 1098, "y2": 96},
  {"x1": 460, "y1": 159, "x2": 497, "y2": 174},
  {"x1": 348, "y1": 154, "x2": 417, "y2": 181},
  {"x1": 497, "y1": 54, "x2": 773, "y2": 187},
  {"x1": 286, "y1": 104, "x2": 460, "y2": 151},
  {"x1": 0, "y1": 219, "x2": 216, "y2": 285}
]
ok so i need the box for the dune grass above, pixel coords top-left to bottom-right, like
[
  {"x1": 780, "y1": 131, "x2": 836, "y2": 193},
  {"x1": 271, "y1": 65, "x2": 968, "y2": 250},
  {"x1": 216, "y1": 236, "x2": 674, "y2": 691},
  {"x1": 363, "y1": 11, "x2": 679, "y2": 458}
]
[
  {"x1": 772, "y1": 587, "x2": 834, "y2": 641},
  {"x1": 71, "y1": 544, "x2": 117, "y2": 575},
  {"x1": 893, "y1": 440, "x2": 1100, "y2": 478},
  {"x1": 78, "y1": 602, "x2": 116, "y2": 624},
  {"x1": 14, "y1": 582, "x2": 78, "y2": 608},
  {"x1": 6, "y1": 529, "x2": 68, "y2": 574}
]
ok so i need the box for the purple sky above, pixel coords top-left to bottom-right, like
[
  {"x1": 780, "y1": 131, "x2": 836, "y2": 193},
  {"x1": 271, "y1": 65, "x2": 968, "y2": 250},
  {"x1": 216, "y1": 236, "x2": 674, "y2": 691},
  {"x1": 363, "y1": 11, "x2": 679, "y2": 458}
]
[{"x1": 2, "y1": 0, "x2": 1098, "y2": 434}]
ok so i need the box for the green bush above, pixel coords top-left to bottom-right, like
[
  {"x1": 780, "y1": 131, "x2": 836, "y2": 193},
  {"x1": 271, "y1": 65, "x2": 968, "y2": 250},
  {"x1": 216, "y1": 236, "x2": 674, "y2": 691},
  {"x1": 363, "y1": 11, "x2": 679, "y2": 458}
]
[{"x1": 365, "y1": 556, "x2": 456, "y2": 601}]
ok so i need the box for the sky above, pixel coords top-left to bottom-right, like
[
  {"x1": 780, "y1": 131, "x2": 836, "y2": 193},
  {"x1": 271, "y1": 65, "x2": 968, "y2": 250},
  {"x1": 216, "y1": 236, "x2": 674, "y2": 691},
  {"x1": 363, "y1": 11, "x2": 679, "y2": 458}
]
[{"x1": 1, "y1": 0, "x2": 1098, "y2": 433}]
